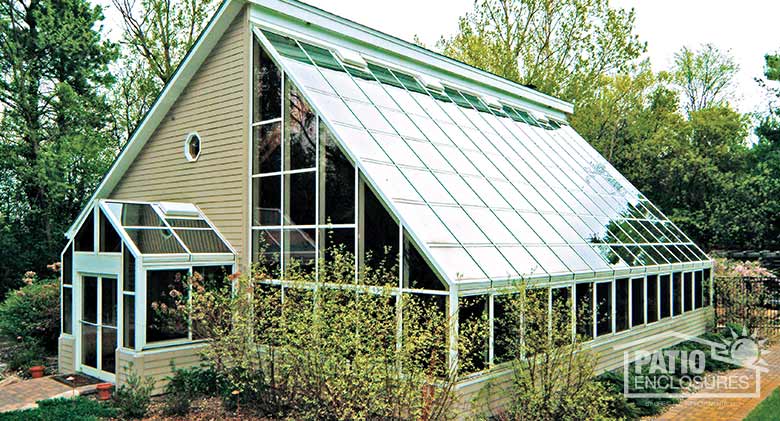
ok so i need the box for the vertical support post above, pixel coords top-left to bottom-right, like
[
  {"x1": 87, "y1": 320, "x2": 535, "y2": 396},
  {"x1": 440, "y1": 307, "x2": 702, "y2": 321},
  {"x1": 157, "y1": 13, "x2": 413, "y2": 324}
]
[{"x1": 448, "y1": 284, "x2": 459, "y2": 377}]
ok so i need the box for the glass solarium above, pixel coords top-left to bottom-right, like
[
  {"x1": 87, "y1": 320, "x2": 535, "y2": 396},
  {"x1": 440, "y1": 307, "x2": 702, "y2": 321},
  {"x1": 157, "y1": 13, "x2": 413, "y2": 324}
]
[
  {"x1": 254, "y1": 29, "x2": 709, "y2": 285},
  {"x1": 100, "y1": 201, "x2": 234, "y2": 257}
]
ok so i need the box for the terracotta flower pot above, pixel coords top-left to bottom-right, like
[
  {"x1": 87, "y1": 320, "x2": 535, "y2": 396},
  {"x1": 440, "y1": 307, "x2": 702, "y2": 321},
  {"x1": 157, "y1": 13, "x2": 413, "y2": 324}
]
[
  {"x1": 96, "y1": 383, "x2": 113, "y2": 401},
  {"x1": 29, "y1": 365, "x2": 45, "y2": 379}
]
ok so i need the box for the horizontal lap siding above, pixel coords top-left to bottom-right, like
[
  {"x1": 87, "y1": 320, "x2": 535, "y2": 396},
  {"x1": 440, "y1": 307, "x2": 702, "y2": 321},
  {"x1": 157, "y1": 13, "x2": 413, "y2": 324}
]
[
  {"x1": 58, "y1": 336, "x2": 75, "y2": 373},
  {"x1": 454, "y1": 308, "x2": 713, "y2": 419},
  {"x1": 110, "y1": 7, "x2": 249, "y2": 267},
  {"x1": 117, "y1": 345, "x2": 206, "y2": 395}
]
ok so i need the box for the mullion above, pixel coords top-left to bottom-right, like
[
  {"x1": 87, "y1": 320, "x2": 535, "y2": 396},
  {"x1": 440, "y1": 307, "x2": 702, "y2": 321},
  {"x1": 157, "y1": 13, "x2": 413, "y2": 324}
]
[{"x1": 289, "y1": 38, "x2": 491, "y2": 282}]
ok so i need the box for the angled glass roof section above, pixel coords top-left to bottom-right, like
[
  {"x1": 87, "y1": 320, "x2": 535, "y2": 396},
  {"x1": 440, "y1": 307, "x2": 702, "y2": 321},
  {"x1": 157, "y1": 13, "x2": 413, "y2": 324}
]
[
  {"x1": 254, "y1": 28, "x2": 710, "y2": 286},
  {"x1": 99, "y1": 200, "x2": 235, "y2": 258}
]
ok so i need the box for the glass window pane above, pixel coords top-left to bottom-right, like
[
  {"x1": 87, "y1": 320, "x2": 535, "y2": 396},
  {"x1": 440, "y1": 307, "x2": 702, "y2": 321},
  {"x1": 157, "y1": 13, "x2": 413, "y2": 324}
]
[
  {"x1": 83, "y1": 276, "x2": 97, "y2": 324},
  {"x1": 495, "y1": 211, "x2": 543, "y2": 244},
  {"x1": 123, "y1": 247, "x2": 135, "y2": 291},
  {"x1": 166, "y1": 218, "x2": 210, "y2": 228},
  {"x1": 550, "y1": 246, "x2": 591, "y2": 273},
  {"x1": 466, "y1": 246, "x2": 517, "y2": 279},
  {"x1": 253, "y1": 175, "x2": 281, "y2": 226},
  {"x1": 615, "y1": 278, "x2": 629, "y2": 332},
  {"x1": 660, "y1": 274, "x2": 671, "y2": 319},
  {"x1": 102, "y1": 277, "x2": 117, "y2": 327},
  {"x1": 146, "y1": 269, "x2": 189, "y2": 343},
  {"x1": 596, "y1": 282, "x2": 612, "y2": 337},
  {"x1": 684, "y1": 272, "x2": 693, "y2": 312},
  {"x1": 62, "y1": 245, "x2": 73, "y2": 285},
  {"x1": 81, "y1": 324, "x2": 97, "y2": 368},
  {"x1": 396, "y1": 202, "x2": 456, "y2": 244},
  {"x1": 433, "y1": 205, "x2": 488, "y2": 244},
  {"x1": 403, "y1": 233, "x2": 445, "y2": 290},
  {"x1": 321, "y1": 123, "x2": 355, "y2": 224},
  {"x1": 284, "y1": 228, "x2": 316, "y2": 275},
  {"x1": 464, "y1": 208, "x2": 517, "y2": 244},
  {"x1": 105, "y1": 203, "x2": 163, "y2": 227},
  {"x1": 261, "y1": 30, "x2": 311, "y2": 64},
  {"x1": 521, "y1": 213, "x2": 564, "y2": 244},
  {"x1": 74, "y1": 213, "x2": 94, "y2": 251},
  {"x1": 62, "y1": 287, "x2": 73, "y2": 334},
  {"x1": 253, "y1": 229, "x2": 281, "y2": 278},
  {"x1": 694, "y1": 271, "x2": 704, "y2": 309},
  {"x1": 253, "y1": 122, "x2": 282, "y2": 174},
  {"x1": 526, "y1": 246, "x2": 568, "y2": 274},
  {"x1": 428, "y1": 246, "x2": 484, "y2": 281},
  {"x1": 401, "y1": 168, "x2": 454, "y2": 205},
  {"x1": 284, "y1": 171, "x2": 316, "y2": 226},
  {"x1": 459, "y1": 296, "x2": 488, "y2": 373},
  {"x1": 703, "y1": 268, "x2": 711, "y2": 307},
  {"x1": 631, "y1": 278, "x2": 644, "y2": 327},
  {"x1": 253, "y1": 39, "x2": 281, "y2": 122},
  {"x1": 576, "y1": 283, "x2": 592, "y2": 338},
  {"x1": 363, "y1": 186, "x2": 399, "y2": 277},
  {"x1": 99, "y1": 211, "x2": 121, "y2": 253},
  {"x1": 174, "y1": 230, "x2": 232, "y2": 254},
  {"x1": 673, "y1": 272, "x2": 682, "y2": 316},
  {"x1": 123, "y1": 295, "x2": 135, "y2": 348},
  {"x1": 572, "y1": 245, "x2": 611, "y2": 272},
  {"x1": 125, "y1": 229, "x2": 186, "y2": 254},
  {"x1": 286, "y1": 83, "x2": 317, "y2": 170},
  {"x1": 319, "y1": 228, "x2": 355, "y2": 283},
  {"x1": 498, "y1": 246, "x2": 546, "y2": 278},
  {"x1": 647, "y1": 275, "x2": 659, "y2": 323}
]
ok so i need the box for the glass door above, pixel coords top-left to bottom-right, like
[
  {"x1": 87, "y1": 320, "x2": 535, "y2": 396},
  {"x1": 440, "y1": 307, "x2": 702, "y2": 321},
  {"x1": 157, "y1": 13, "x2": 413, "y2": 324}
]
[{"x1": 80, "y1": 275, "x2": 117, "y2": 379}]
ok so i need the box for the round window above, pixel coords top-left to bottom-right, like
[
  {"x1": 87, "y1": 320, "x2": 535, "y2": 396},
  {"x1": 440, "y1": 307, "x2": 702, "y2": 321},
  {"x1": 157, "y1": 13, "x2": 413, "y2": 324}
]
[{"x1": 184, "y1": 133, "x2": 201, "y2": 162}]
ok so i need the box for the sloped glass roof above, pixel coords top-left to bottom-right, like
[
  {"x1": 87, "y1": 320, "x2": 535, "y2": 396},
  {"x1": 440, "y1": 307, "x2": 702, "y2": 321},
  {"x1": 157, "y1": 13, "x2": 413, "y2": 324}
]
[
  {"x1": 99, "y1": 200, "x2": 234, "y2": 257},
  {"x1": 255, "y1": 29, "x2": 709, "y2": 284}
]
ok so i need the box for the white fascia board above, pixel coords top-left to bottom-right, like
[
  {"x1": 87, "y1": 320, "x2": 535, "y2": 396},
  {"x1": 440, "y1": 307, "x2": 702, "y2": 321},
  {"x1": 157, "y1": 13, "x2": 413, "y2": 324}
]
[
  {"x1": 247, "y1": 0, "x2": 573, "y2": 117},
  {"x1": 65, "y1": 0, "x2": 245, "y2": 239}
]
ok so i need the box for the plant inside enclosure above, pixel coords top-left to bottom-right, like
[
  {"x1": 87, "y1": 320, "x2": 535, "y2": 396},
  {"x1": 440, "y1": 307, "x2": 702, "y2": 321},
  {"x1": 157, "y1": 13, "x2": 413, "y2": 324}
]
[{"x1": 160, "y1": 245, "x2": 461, "y2": 419}]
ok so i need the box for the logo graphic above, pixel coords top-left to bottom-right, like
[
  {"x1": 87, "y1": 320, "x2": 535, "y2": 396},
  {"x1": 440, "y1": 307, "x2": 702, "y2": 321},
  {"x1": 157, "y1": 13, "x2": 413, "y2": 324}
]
[{"x1": 615, "y1": 327, "x2": 769, "y2": 399}]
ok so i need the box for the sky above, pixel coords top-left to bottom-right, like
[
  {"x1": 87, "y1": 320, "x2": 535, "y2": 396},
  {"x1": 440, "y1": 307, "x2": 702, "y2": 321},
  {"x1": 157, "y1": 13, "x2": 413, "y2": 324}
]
[{"x1": 94, "y1": 0, "x2": 780, "y2": 114}]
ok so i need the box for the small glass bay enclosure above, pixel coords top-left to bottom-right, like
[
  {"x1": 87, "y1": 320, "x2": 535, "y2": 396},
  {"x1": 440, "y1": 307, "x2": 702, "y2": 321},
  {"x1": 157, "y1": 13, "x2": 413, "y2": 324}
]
[
  {"x1": 61, "y1": 200, "x2": 235, "y2": 381},
  {"x1": 248, "y1": 25, "x2": 713, "y2": 377}
]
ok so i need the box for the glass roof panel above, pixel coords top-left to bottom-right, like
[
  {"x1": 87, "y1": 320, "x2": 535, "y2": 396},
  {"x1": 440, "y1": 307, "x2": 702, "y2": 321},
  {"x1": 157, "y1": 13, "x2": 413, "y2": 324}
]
[
  {"x1": 256, "y1": 29, "x2": 711, "y2": 284},
  {"x1": 125, "y1": 229, "x2": 186, "y2": 254}
]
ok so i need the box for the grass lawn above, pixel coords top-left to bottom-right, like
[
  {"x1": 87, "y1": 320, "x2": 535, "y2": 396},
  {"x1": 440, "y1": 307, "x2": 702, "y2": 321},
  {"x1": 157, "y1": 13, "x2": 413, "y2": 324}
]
[
  {"x1": 0, "y1": 397, "x2": 115, "y2": 421},
  {"x1": 745, "y1": 388, "x2": 780, "y2": 421}
]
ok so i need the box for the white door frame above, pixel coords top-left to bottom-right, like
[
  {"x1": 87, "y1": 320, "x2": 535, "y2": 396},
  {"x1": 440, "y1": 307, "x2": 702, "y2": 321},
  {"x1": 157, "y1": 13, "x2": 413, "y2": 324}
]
[{"x1": 76, "y1": 274, "x2": 118, "y2": 383}]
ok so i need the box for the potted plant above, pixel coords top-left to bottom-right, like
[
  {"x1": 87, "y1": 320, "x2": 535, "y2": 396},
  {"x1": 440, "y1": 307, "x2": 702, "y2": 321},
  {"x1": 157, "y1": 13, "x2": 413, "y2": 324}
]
[
  {"x1": 29, "y1": 365, "x2": 45, "y2": 378},
  {"x1": 96, "y1": 383, "x2": 113, "y2": 400}
]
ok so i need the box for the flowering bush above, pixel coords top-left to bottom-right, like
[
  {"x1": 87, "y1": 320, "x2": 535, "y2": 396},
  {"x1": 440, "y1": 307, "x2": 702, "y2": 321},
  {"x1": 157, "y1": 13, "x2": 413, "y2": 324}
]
[
  {"x1": 0, "y1": 269, "x2": 60, "y2": 353},
  {"x1": 714, "y1": 257, "x2": 775, "y2": 278}
]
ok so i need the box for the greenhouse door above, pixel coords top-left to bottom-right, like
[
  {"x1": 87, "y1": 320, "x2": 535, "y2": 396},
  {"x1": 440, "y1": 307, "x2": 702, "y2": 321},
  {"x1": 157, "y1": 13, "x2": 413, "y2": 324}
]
[{"x1": 80, "y1": 275, "x2": 117, "y2": 381}]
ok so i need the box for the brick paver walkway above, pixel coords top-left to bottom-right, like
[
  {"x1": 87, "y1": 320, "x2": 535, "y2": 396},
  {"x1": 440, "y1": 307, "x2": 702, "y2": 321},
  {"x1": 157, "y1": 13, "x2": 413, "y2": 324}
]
[
  {"x1": 0, "y1": 376, "x2": 96, "y2": 413},
  {"x1": 645, "y1": 343, "x2": 780, "y2": 421}
]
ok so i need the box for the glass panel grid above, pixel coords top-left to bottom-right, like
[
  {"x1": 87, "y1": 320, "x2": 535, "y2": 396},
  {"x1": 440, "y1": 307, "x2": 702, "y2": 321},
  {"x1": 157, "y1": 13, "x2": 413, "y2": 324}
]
[{"x1": 257, "y1": 29, "x2": 710, "y2": 285}]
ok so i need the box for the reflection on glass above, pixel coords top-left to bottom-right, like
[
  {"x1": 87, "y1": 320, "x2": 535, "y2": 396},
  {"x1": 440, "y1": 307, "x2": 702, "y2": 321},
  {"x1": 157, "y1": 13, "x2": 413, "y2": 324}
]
[
  {"x1": 83, "y1": 276, "x2": 97, "y2": 324},
  {"x1": 284, "y1": 228, "x2": 316, "y2": 274},
  {"x1": 174, "y1": 230, "x2": 232, "y2": 254},
  {"x1": 647, "y1": 275, "x2": 659, "y2": 323},
  {"x1": 253, "y1": 39, "x2": 281, "y2": 123},
  {"x1": 320, "y1": 123, "x2": 355, "y2": 224},
  {"x1": 253, "y1": 229, "x2": 281, "y2": 278},
  {"x1": 596, "y1": 282, "x2": 612, "y2": 337},
  {"x1": 146, "y1": 269, "x2": 189, "y2": 343},
  {"x1": 615, "y1": 278, "x2": 629, "y2": 332},
  {"x1": 253, "y1": 122, "x2": 282, "y2": 174},
  {"x1": 101, "y1": 327, "x2": 116, "y2": 374},
  {"x1": 286, "y1": 83, "x2": 316, "y2": 170},
  {"x1": 253, "y1": 175, "x2": 281, "y2": 226},
  {"x1": 125, "y1": 229, "x2": 186, "y2": 254},
  {"x1": 81, "y1": 323, "x2": 97, "y2": 368},
  {"x1": 284, "y1": 171, "x2": 316, "y2": 226},
  {"x1": 101, "y1": 277, "x2": 117, "y2": 327},
  {"x1": 576, "y1": 283, "x2": 593, "y2": 337}
]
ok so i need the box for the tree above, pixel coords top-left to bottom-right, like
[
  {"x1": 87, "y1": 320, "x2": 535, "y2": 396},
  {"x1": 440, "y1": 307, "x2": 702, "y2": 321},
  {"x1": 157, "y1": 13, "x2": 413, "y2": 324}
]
[
  {"x1": 0, "y1": 0, "x2": 118, "y2": 296},
  {"x1": 110, "y1": 0, "x2": 217, "y2": 140},
  {"x1": 438, "y1": 0, "x2": 646, "y2": 105},
  {"x1": 672, "y1": 44, "x2": 739, "y2": 114}
]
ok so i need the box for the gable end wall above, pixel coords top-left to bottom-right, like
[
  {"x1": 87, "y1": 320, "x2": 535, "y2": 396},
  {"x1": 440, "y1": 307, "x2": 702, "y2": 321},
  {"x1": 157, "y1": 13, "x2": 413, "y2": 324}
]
[{"x1": 110, "y1": 7, "x2": 249, "y2": 266}]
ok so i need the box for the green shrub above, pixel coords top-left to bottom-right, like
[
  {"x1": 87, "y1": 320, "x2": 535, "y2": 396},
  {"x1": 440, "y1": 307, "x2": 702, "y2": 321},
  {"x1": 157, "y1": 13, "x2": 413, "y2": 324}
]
[
  {"x1": 0, "y1": 396, "x2": 116, "y2": 421},
  {"x1": 113, "y1": 363, "x2": 155, "y2": 419},
  {"x1": 163, "y1": 363, "x2": 220, "y2": 415},
  {"x1": 3, "y1": 340, "x2": 46, "y2": 373},
  {"x1": 0, "y1": 275, "x2": 60, "y2": 353}
]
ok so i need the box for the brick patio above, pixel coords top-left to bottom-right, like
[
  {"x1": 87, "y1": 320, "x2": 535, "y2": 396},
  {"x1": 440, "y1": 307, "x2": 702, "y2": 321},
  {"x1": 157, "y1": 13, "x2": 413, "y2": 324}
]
[
  {"x1": 0, "y1": 376, "x2": 99, "y2": 413},
  {"x1": 645, "y1": 343, "x2": 780, "y2": 421}
]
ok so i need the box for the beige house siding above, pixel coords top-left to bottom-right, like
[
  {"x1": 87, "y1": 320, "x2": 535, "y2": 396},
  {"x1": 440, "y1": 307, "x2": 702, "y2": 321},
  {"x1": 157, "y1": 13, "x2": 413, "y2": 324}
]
[
  {"x1": 454, "y1": 308, "x2": 713, "y2": 418},
  {"x1": 58, "y1": 336, "x2": 76, "y2": 373},
  {"x1": 117, "y1": 344, "x2": 206, "y2": 395},
  {"x1": 110, "y1": 7, "x2": 250, "y2": 268}
]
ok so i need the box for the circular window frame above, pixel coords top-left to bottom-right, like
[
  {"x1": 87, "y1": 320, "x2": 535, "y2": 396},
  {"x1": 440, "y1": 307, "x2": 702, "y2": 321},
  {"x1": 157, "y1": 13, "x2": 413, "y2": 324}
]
[{"x1": 184, "y1": 132, "x2": 202, "y2": 162}]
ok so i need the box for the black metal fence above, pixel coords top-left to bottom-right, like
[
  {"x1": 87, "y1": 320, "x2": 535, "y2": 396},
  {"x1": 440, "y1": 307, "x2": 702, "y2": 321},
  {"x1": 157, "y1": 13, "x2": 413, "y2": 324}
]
[{"x1": 714, "y1": 276, "x2": 780, "y2": 337}]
